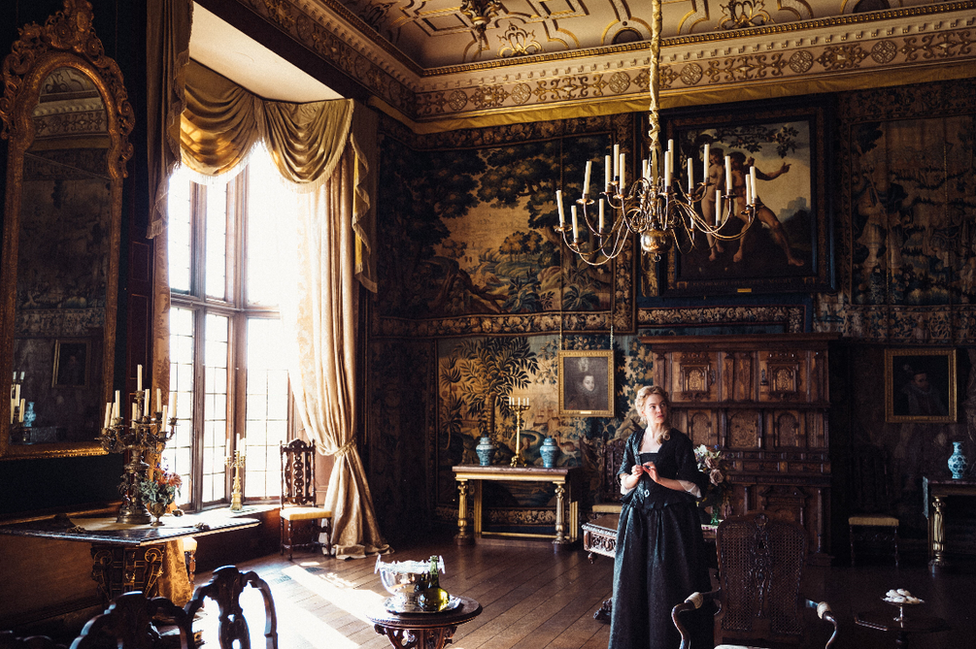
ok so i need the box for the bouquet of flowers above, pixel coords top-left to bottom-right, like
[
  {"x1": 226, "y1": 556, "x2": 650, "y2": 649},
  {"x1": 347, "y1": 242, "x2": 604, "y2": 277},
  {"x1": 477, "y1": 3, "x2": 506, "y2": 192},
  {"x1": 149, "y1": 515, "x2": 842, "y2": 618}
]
[
  {"x1": 694, "y1": 444, "x2": 731, "y2": 524},
  {"x1": 139, "y1": 464, "x2": 182, "y2": 517}
]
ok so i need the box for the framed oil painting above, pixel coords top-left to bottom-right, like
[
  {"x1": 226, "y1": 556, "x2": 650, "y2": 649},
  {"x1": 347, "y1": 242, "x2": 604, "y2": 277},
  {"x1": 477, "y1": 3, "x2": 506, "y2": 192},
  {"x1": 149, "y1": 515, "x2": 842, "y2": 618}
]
[
  {"x1": 558, "y1": 350, "x2": 613, "y2": 417},
  {"x1": 52, "y1": 339, "x2": 89, "y2": 388},
  {"x1": 661, "y1": 98, "x2": 833, "y2": 296},
  {"x1": 884, "y1": 348, "x2": 956, "y2": 423}
]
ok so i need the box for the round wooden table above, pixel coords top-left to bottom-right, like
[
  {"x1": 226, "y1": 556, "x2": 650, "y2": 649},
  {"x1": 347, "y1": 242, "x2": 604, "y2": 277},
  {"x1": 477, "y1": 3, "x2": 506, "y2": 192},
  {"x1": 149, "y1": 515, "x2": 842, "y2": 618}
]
[
  {"x1": 367, "y1": 595, "x2": 482, "y2": 649},
  {"x1": 855, "y1": 609, "x2": 950, "y2": 648}
]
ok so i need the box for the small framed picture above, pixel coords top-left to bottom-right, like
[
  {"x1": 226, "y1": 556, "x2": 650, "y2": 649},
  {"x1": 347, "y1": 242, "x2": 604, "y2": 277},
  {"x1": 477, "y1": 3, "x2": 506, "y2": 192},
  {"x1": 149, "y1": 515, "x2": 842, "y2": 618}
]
[
  {"x1": 884, "y1": 348, "x2": 956, "y2": 423},
  {"x1": 52, "y1": 339, "x2": 90, "y2": 388},
  {"x1": 558, "y1": 350, "x2": 614, "y2": 417}
]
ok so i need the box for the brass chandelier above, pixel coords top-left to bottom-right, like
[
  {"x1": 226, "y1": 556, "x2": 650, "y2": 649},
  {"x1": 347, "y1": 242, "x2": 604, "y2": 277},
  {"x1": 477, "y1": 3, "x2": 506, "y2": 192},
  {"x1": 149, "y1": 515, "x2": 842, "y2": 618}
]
[{"x1": 554, "y1": 0, "x2": 760, "y2": 265}]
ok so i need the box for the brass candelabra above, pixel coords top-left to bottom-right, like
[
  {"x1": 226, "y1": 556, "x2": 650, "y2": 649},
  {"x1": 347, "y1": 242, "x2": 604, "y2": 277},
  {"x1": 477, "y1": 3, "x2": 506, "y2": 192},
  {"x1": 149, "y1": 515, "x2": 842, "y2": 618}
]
[
  {"x1": 508, "y1": 397, "x2": 530, "y2": 467},
  {"x1": 226, "y1": 438, "x2": 246, "y2": 511},
  {"x1": 99, "y1": 367, "x2": 176, "y2": 524}
]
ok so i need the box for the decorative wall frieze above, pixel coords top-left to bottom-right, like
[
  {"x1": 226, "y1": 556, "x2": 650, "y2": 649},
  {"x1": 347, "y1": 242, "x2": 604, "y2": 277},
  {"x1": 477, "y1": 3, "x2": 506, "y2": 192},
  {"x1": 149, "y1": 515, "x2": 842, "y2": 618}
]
[{"x1": 228, "y1": 1, "x2": 976, "y2": 127}]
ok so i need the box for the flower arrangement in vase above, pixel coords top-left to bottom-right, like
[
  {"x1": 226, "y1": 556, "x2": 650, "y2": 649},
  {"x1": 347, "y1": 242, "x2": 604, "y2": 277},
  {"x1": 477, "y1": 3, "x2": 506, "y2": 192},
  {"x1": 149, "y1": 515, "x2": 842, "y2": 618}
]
[
  {"x1": 694, "y1": 444, "x2": 731, "y2": 525},
  {"x1": 138, "y1": 465, "x2": 182, "y2": 526}
]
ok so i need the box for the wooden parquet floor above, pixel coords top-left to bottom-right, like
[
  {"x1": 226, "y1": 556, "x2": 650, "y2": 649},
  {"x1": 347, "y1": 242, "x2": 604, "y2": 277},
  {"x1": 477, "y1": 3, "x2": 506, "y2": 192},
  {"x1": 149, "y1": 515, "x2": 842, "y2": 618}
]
[{"x1": 202, "y1": 533, "x2": 975, "y2": 649}]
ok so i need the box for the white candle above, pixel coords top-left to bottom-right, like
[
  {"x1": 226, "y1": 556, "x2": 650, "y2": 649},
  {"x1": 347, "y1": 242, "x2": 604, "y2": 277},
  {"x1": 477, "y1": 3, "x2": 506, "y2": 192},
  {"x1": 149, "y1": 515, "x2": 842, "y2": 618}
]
[
  {"x1": 14, "y1": 383, "x2": 19, "y2": 404},
  {"x1": 104, "y1": 403, "x2": 111, "y2": 429},
  {"x1": 227, "y1": 438, "x2": 232, "y2": 457},
  {"x1": 599, "y1": 200, "x2": 605, "y2": 233},
  {"x1": 571, "y1": 205, "x2": 579, "y2": 242},
  {"x1": 156, "y1": 389, "x2": 162, "y2": 411},
  {"x1": 642, "y1": 159, "x2": 649, "y2": 181},
  {"x1": 161, "y1": 405, "x2": 168, "y2": 425},
  {"x1": 556, "y1": 190, "x2": 565, "y2": 227},
  {"x1": 19, "y1": 398, "x2": 25, "y2": 422},
  {"x1": 619, "y1": 153, "x2": 626, "y2": 186},
  {"x1": 703, "y1": 143, "x2": 710, "y2": 181},
  {"x1": 137, "y1": 365, "x2": 142, "y2": 392},
  {"x1": 240, "y1": 436, "x2": 247, "y2": 455},
  {"x1": 715, "y1": 191, "x2": 722, "y2": 225},
  {"x1": 605, "y1": 155, "x2": 612, "y2": 191},
  {"x1": 172, "y1": 391, "x2": 177, "y2": 419},
  {"x1": 131, "y1": 403, "x2": 137, "y2": 422},
  {"x1": 664, "y1": 153, "x2": 671, "y2": 189},
  {"x1": 144, "y1": 389, "x2": 151, "y2": 413},
  {"x1": 613, "y1": 145, "x2": 620, "y2": 177},
  {"x1": 725, "y1": 156, "x2": 733, "y2": 196},
  {"x1": 112, "y1": 399, "x2": 119, "y2": 420},
  {"x1": 745, "y1": 175, "x2": 752, "y2": 206},
  {"x1": 583, "y1": 160, "x2": 592, "y2": 195},
  {"x1": 687, "y1": 158, "x2": 694, "y2": 194},
  {"x1": 750, "y1": 166, "x2": 758, "y2": 203}
]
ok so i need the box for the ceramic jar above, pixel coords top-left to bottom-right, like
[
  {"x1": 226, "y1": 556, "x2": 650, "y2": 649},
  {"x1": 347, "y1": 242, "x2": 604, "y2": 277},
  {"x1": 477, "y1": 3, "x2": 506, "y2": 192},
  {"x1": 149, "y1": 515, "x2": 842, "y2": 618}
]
[
  {"x1": 475, "y1": 436, "x2": 495, "y2": 466},
  {"x1": 948, "y1": 441, "x2": 968, "y2": 479},
  {"x1": 540, "y1": 436, "x2": 559, "y2": 468}
]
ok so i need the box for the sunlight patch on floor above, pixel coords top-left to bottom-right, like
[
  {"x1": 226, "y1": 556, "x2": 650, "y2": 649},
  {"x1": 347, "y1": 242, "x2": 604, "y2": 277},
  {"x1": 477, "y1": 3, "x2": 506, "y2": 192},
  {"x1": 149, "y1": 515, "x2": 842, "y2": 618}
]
[
  {"x1": 280, "y1": 605, "x2": 363, "y2": 649},
  {"x1": 283, "y1": 563, "x2": 385, "y2": 623}
]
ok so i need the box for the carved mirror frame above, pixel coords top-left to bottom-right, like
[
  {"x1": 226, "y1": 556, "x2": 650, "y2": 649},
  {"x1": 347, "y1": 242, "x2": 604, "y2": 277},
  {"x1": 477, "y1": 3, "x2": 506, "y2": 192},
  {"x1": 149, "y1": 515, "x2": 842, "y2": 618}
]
[{"x1": 0, "y1": 0, "x2": 133, "y2": 458}]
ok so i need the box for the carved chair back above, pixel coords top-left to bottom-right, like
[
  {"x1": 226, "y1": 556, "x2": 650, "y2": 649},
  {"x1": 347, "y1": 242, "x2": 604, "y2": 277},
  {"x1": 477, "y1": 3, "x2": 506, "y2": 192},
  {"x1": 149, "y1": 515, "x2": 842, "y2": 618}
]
[
  {"x1": 69, "y1": 591, "x2": 193, "y2": 649},
  {"x1": 716, "y1": 513, "x2": 807, "y2": 645},
  {"x1": 600, "y1": 436, "x2": 627, "y2": 505},
  {"x1": 185, "y1": 565, "x2": 278, "y2": 649},
  {"x1": 280, "y1": 439, "x2": 316, "y2": 507},
  {"x1": 0, "y1": 632, "x2": 65, "y2": 649}
]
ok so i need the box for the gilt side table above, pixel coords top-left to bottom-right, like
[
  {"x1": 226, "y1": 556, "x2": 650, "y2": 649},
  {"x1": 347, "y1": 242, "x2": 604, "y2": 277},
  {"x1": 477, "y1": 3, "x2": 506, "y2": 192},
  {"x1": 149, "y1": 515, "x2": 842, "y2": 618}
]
[{"x1": 367, "y1": 596, "x2": 482, "y2": 649}]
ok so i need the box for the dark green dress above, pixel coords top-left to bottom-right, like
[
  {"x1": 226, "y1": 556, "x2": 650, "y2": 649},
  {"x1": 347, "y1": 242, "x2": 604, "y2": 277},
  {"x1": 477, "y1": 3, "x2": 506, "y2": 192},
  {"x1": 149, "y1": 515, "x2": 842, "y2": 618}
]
[{"x1": 608, "y1": 428, "x2": 713, "y2": 649}]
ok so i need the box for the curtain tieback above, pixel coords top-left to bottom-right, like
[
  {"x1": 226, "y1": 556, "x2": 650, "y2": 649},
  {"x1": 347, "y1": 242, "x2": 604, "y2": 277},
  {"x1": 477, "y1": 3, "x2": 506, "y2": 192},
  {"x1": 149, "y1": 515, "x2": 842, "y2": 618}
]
[{"x1": 333, "y1": 441, "x2": 356, "y2": 458}]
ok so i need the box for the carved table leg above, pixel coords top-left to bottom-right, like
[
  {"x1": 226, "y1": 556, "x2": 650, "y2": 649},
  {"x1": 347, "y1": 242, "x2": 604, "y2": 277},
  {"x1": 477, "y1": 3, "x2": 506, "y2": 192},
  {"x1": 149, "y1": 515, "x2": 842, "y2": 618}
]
[
  {"x1": 374, "y1": 624, "x2": 457, "y2": 649},
  {"x1": 553, "y1": 483, "x2": 568, "y2": 548},
  {"x1": 90, "y1": 543, "x2": 165, "y2": 604},
  {"x1": 929, "y1": 495, "x2": 947, "y2": 574},
  {"x1": 455, "y1": 479, "x2": 472, "y2": 545}
]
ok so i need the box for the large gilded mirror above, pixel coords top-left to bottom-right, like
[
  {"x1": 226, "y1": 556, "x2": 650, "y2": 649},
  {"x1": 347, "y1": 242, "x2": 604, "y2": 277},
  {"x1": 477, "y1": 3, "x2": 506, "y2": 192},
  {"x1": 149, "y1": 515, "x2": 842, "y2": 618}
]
[{"x1": 0, "y1": 0, "x2": 133, "y2": 458}]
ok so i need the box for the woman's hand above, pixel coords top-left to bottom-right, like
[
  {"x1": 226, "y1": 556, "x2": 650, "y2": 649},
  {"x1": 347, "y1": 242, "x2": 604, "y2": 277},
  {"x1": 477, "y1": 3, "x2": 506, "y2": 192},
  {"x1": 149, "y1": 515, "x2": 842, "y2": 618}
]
[
  {"x1": 621, "y1": 464, "x2": 644, "y2": 491},
  {"x1": 643, "y1": 461, "x2": 660, "y2": 483}
]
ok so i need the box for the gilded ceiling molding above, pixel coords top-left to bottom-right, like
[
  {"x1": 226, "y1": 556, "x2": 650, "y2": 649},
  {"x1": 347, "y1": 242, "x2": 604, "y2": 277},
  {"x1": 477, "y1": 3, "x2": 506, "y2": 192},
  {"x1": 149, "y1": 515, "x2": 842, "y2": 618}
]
[{"x1": 229, "y1": 0, "x2": 976, "y2": 129}]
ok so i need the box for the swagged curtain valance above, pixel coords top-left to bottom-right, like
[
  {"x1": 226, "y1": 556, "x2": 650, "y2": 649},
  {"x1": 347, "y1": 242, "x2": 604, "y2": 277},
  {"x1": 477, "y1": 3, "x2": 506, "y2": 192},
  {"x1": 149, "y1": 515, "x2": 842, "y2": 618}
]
[{"x1": 178, "y1": 60, "x2": 386, "y2": 560}]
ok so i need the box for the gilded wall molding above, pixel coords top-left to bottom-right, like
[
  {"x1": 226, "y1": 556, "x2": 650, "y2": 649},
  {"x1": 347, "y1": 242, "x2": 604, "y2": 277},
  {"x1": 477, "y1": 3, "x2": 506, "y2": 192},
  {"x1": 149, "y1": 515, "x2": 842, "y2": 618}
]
[{"x1": 227, "y1": 0, "x2": 976, "y2": 129}]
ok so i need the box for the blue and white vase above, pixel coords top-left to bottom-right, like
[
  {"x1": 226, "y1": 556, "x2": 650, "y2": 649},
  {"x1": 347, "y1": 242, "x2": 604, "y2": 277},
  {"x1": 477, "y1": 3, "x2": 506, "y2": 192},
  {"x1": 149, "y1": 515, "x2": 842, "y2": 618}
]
[
  {"x1": 23, "y1": 402, "x2": 36, "y2": 428},
  {"x1": 475, "y1": 436, "x2": 495, "y2": 466},
  {"x1": 948, "y1": 441, "x2": 968, "y2": 480},
  {"x1": 540, "y1": 437, "x2": 559, "y2": 468}
]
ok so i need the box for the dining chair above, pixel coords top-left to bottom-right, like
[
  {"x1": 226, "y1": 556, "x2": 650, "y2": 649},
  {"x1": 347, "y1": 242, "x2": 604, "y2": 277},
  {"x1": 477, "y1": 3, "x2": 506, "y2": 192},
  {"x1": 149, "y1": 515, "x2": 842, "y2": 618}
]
[
  {"x1": 672, "y1": 513, "x2": 839, "y2": 649},
  {"x1": 279, "y1": 439, "x2": 332, "y2": 559},
  {"x1": 69, "y1": 591, "x2": 194, "y2": 649},
  {"x1": 185, "y1": 565, "x2": 278, "y2": 649},
  {"x1": 848, "y1": 444, "x2": 899, "y2": 567}
]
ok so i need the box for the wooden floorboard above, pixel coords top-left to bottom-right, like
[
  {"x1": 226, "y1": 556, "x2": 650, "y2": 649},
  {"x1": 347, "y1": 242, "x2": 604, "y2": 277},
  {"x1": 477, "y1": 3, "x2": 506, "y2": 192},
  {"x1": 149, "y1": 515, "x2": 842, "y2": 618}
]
[{"x1": 199, "y1": 534, "x2": 976, "y2": 649}]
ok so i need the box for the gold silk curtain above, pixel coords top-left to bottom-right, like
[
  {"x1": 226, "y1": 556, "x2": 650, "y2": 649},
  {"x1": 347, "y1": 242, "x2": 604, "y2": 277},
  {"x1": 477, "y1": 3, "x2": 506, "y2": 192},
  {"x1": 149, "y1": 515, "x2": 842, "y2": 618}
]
[{"x1": 180, "y1": 61, "x2": 385, "y2": 558}]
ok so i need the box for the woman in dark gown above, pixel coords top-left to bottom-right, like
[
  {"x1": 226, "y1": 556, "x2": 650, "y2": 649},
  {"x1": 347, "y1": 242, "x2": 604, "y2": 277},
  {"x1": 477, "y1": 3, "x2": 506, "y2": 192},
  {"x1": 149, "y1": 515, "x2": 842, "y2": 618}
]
[{"x1": 608, "y1": 386, "x2": 713, "y2": 649}]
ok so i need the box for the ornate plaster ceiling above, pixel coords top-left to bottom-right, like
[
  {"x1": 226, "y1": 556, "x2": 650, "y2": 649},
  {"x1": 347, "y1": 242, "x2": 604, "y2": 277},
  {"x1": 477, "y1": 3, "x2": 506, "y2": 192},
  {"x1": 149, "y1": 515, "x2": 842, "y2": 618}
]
[{"x1": 216, "y1": 0, "x2": 976, "y2": 126}]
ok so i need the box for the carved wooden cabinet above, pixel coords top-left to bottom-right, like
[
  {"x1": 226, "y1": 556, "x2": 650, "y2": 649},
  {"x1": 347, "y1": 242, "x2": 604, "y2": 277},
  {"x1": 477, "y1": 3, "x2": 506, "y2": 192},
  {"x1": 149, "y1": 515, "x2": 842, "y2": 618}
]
[{"x1": 641, "y1": 334, "x2": 836, "y2": 563}]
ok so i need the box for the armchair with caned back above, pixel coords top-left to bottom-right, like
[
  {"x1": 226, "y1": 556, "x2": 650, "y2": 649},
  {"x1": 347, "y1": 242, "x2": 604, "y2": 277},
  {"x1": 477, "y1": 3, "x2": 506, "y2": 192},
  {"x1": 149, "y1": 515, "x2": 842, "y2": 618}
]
[
  {"x1": 672, "y1": 513, "x2": 839, "y2": 649},
  {"x1": 279, "y1": 439, "x2": 332, "y2": 559}
]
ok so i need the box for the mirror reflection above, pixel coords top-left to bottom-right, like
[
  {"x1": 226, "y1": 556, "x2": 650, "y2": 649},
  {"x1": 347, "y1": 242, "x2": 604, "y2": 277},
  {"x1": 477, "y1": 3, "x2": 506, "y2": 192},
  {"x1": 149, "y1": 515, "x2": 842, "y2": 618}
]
[{"x1": 10, "y1": 66, "x2": 111, "y2": 445}]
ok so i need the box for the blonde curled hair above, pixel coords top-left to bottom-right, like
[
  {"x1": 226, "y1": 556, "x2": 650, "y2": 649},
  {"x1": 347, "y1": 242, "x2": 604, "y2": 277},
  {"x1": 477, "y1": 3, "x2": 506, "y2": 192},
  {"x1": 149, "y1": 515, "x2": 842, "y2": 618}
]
[{"x1": 634, "y1": 385, "x2": 671, "y2": 442}]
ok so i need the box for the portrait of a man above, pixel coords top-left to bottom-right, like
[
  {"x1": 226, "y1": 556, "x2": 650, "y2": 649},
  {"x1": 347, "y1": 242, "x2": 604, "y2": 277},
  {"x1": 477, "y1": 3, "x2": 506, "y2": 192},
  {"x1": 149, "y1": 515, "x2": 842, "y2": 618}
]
[
  {"x1": 885, "y1": 349, "x2": 956, "y2": 423},
  {"x1": 559, "y1": 351, "x2": 613, "y2": 417},
  {"x1": 52, "y1": 340, "x2": 89, "y2": 388}
]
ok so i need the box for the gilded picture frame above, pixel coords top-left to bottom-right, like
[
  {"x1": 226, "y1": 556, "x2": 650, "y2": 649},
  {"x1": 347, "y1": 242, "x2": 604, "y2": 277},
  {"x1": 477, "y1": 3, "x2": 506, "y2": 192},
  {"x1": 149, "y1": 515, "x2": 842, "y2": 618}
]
[
  {"x1": 558, "y1": 350, "x2": 614, "y2": 417},
  {"x1": 659, "y1": 97, "x2": 834, "y2": 296},
  {"x1": 884, "y1": 348, "x2": 956, "y2": 423},
  {"x1": 52, "y1": 339, "x2": 90, "y2": 388}
]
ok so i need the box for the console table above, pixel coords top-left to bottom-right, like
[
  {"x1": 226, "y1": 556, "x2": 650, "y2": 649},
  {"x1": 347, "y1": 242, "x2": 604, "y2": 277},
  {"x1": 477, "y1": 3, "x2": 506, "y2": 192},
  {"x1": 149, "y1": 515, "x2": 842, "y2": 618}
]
[
  {"x1": 0, "y1": 510, "x2": 259, "y2": 602},
  {"x1": 922, "y1": 476, "x2": 976, "y2": 573},
  {"x1": 451, "y1": 465, "x2": 580, "y2": 550}
]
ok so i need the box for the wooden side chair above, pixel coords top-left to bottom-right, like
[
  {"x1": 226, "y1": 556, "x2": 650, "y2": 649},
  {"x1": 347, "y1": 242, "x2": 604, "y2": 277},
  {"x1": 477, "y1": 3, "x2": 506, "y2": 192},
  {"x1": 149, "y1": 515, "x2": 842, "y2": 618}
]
[
  {"x1": 279, "y1": 439, "x2": 332, "y2": 559},
  {"x1": 69, "y1": 591, "x2": 194, "y2": 649},
  {"x1": 185, "y1": 565, "x2": 278, "y2": 649},
  {"x1": 672, "y1": 513, "x2": 839, "y2": 649},
  {"x1": 848, "y1": 445, "x2": 899, "y2": 567}
]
